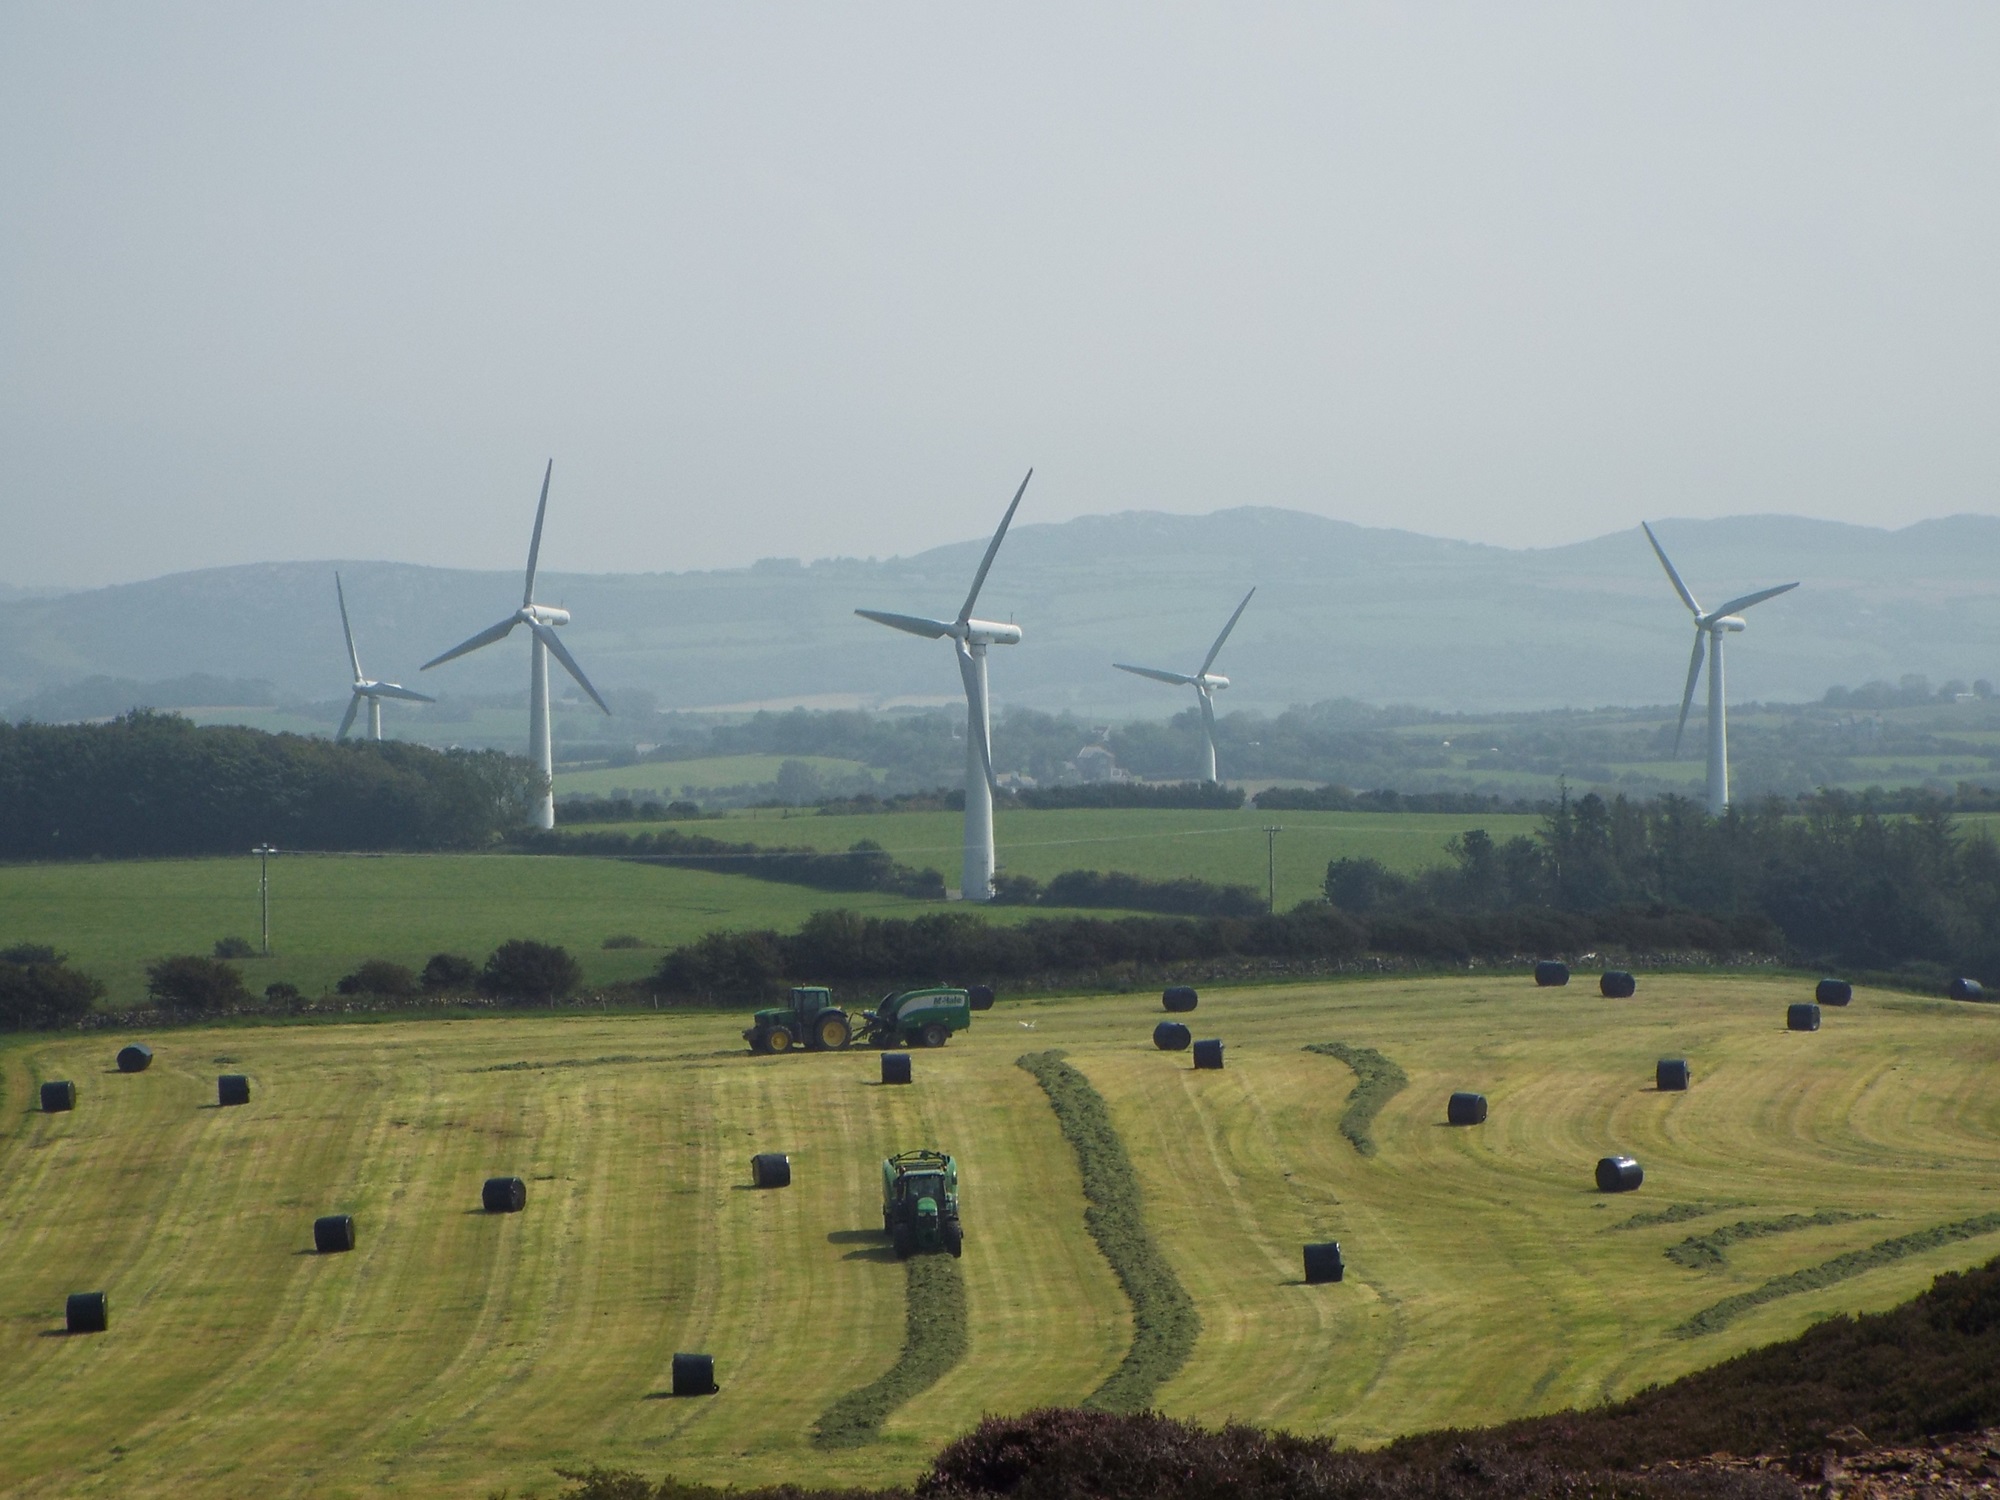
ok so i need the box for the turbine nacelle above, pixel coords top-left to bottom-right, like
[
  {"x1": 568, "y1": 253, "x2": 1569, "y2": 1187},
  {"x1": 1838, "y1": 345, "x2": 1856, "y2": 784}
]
[
  {"x1": 1708, "y1": 615, "x2": 1747, "y2": 633},
  {"x1": 527, "y1": 604, "x2": 571, "y2": 627},
  {"x1": 963, "y1": 619, "x2": 1021, "y2": 648},
  {"x1": 1199, "y1": 674, "x2": 1230, "y2": 692}
]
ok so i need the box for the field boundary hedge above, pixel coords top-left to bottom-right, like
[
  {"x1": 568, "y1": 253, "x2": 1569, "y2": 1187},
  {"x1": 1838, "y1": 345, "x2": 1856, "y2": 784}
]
[
  {"x1": 1672, "y1": 1211, "x2": 2000, "y2": 1337},
  {"x1": 1304, "y1": 1042, "x2": 1408, "y2": 1157},
  {"x1": 812, "y1": 1255, "x2": 967, "y2": 1449},
  {"x1": 1017, "y1": 1050, "x2": 1199, "y2": 1413}
]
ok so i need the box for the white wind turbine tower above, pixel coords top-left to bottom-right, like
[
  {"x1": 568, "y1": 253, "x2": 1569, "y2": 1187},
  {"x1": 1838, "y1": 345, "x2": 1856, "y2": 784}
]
[
  {"x1": 1113, "y1": 588, "x2": 1256, "y2": 784},
  {"x1": 334, "y1": 573, "x2": 434, "y2": 740},
  {"x1": 856, "y1": 470, "x2": 1031, "y2": 902},
  {"x1": 1642, "y1": 522, "x2": 1798, "y2": 817},
  {"x1": 422, "y1": 461, "x2": 610, "y2": 829}
]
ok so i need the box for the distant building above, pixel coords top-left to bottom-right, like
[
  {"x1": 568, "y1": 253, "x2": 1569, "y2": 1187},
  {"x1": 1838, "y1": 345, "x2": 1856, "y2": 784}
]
[{"x1": 1073, "y1": 744, "x2": 1121, "y2": 783}]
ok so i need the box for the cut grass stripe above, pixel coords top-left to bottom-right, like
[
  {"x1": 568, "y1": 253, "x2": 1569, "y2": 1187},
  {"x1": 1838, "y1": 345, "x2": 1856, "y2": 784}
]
[
  {"x1": 1018, "y1": 1050, "x2": 1200, "y2": 1414},
  {"x1": 811, "y1": 1254, "x2": 967, "y2": 1449},
  {"x1": 1612, "y1": 1201, "x2": 1739, "y2": 1231},
  {"x1": 1304, "y1": 1042, "x2": 1409, "y2": 1158},
  {"x1": 1672, "y1": 1212, "x2": 2000, "y2": 1338},
  {"x1": 1665, "y1": 1210, "x2": 1870, "y2": 1270}
]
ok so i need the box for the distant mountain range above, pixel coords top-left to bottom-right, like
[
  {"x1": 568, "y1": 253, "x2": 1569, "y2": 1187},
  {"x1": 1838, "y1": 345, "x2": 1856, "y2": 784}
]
[{"x1": 7, "y1": 509, "x2": 1998, "y2": 719}]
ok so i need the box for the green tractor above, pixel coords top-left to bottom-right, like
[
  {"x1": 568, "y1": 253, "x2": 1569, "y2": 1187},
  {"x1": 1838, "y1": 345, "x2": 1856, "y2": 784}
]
[
  {"x1": 857, "y1": 986, "x2": 976, "y2": 1049},
  {"x1": 744, "y1": 987, "x2": 854, "y2": 1053},
  {"x1": 882, "y1": 1148, "x2": 962, "y2": 1258}
]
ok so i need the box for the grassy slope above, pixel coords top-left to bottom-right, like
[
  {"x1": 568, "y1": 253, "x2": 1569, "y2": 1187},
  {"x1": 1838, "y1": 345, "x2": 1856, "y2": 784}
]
[
  {"x1": 568, "y1": 807, "x2": 1545, "y2": 907},
  {"x1": 0, "y1": 856, "x2": 1137, "y2": 1007},
  {"x1": 0, "y1": 978, "x2": 1995, "y2": 1497}
]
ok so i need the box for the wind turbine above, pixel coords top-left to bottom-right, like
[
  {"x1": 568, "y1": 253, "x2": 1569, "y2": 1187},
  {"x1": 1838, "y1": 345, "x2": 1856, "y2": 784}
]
[
  {"x1": 1642, "y1": 522, "x2": 1797, "y2": 816},
  {"x1": 1114, "y1": 588, "x2": 1255, "y2": 784},
  {"x1": 856, "y1": 470, "x2": 1031, "y2": 902},
  {"x1": 334, "y1": 573, "x2": 434, "y2": 741},
  {"x1": 422, "y1": 460, "x2": 610, "y2": 829}
]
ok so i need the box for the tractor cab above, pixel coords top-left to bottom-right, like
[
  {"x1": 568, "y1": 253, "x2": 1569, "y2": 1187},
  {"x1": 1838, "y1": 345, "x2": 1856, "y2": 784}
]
[{"x1": 881, "y1": 1149, "x2": 962, "y2": 1258}]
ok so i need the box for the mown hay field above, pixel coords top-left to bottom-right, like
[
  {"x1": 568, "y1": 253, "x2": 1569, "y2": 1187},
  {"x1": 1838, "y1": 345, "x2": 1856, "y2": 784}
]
[{"x1": 1, "y1": 975, "x2": 1996, "y2": 1498}]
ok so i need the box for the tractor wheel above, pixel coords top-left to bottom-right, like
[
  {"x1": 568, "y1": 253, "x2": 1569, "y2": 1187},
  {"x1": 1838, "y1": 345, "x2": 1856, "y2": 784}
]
[
  {"x1": 766, "y1": 1026, "x2": 794, "y2": 1053},
  {"x1": 816, "y1": 1014, "x2": 852, "y2": 1050},
  {"x1": 920, "y1": 1022, "x2": 949, "y2": 1049},
  {"x1": 943, "y1": 1220, "x2": 963, "y2": 1258},
  {"x1": 892, "y1": 1224, "x2": 914, "y2": 1260}
]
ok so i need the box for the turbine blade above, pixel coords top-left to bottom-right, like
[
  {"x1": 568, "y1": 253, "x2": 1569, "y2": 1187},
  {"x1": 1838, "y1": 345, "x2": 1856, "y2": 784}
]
[
  {"x1": 336, "y1": 693, "x2": 362, "y2": 740},
  {"x1": 1114, "y1": 662, "x2": 1198, "y2": 687},
  {"x1": 1674, "y1": 630, "x2": 1705, "y2": 755},
  {"x1": 1197, "y1": 684, "x2": 1219, "y2": 753},
  {"x1": 1710, "y1": 581, "x2": 1799, "y2": 618},
  {"x1": 530, "y1": 619, "x2": 611, "y2": 715},
  {"x1": 956, "y1": 639, "x2": 998, "y2": 793},
  {"x1": 856, "y1": 609, "x2": 955, "y2": 639},
  {"x1": 421, "y1": 615, "x2": 518, "y2": 671},
  {"x1": 369, "y1": 683, "x2": 436, "y2": 703},
  {"x1": 335, "y1": 573, "x2": 363, "y2": 682},
  {"x1": 958, "y1": 468, "x2": 1032, "y2": 624},
  {"x1": 1641, "y1": 522, "x2": 1703, "y2": 618},
  {"x1": 1198, "y1": 587, "x2": 1256, "y2": 677},
  {"x1": 523, "y1": 459, "x2": 553, "y2": 606}
]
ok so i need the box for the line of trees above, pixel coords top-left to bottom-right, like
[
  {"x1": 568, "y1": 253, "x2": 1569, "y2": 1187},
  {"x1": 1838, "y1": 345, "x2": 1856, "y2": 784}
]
[
  {"x1": 1327, "y1": 789, "x2": 2000, "y2": 981},
  {"x1": 511, "y1": 824, "x2": 945, "y2": 898},
  {"x1": 0, "y1": 712, "x2": 536, "y2": 857}
]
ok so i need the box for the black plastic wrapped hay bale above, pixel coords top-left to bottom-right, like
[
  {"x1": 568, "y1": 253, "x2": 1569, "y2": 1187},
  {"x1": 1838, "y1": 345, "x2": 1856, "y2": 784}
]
[
  {"x1": 40, "y1": 1080, "x2": 76, "y2": 1113},
  {"x1": 1534, "y1": 960, "x2": 1569, "y2": 988},
  {"x1": 1816, "y1": 978, "x2": 1852, "y2": 1006},
  {"x1": 967, "y1": 984, "x2": 995, "y2": 1012},
  {"x1": 1787, "y1": 1001, "x2": 1821, "y2": 1032},
  {"x1": 1446, "y1": 1091, "x2": 1487, "y2": 1125},
  {"x1": 1162, "y1": 986, "x2": 1198, "y2": 1013},
  {"x1": 1949, "y1": 977, "x2": 1985, "y2": 1001},
  {"x1": 482, "y1": 1176, "x2": 527, "y2": 1213},
  {"x1": 1191, "y1": 1039, "x2": 1224, "y2": 1070},
  {"x1": 313, "y1": 1214, "x2": 356, "y2": 1253},
  {"x1": 1303, "y1": 1241, "x2": 1344, "y2": 1284},
  {"x1": 1595, "y1": 1155, "x2": 1643, "y2": 1192},
  {"x1": 751, "y1": 1152, "x2": 791, "y2": 1188},
  {"x1": 1657, "y1": 1058, "x2": 1690, "y2": 1091},
  {"x1": 1152, "y1": 1021, "x2": 1191, "y2": 1052},
  {"x1": 1599, "y1": 970, "x2": 1636, "y2": 999},
  {"x1": 881, "y1": 1052, "x2": 912, "y2": 1085},
  {"x1": 672, "y1": 1352, "x2": 718, "y2": 1395},
  {"x1": 217, "y1": 1074, "x2": 251, "y2": 1107},
  {"x1": 115, "y1": 1044, "x2": 153, "y2": 1074},
  {"x1": 66, "y1": 1292, "x2": 108, "y2": 1334}
]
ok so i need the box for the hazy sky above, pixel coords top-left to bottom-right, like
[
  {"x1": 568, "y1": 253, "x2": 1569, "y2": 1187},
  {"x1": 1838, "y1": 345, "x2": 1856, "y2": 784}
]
[{"x1": 5, "y1": 5, "x2": 1997, "y2": 588}]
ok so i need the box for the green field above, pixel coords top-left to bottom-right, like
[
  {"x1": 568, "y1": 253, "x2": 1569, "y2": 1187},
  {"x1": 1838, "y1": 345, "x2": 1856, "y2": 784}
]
[
  {"x1": 576, "y1": 807, "x2": 1545, "y2": 908},
  {"x1": 3, "y1": 976, "x2": 1996, "y2": 1497},
  {"x1": 556, "y1": 756, "x2": 883, "y2": 799},
  {"x1": 0, "y1": 856, "x2": 967, "y2": 1005}
]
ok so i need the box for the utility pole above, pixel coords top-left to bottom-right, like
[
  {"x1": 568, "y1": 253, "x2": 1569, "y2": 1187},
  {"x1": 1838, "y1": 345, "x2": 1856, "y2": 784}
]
[
  {"x1": 252, "y1": 844, "x2": 277, "y2": 955},
  {"x1": 1263, "y1": 825, "x2": 1282, "y2": 914}
]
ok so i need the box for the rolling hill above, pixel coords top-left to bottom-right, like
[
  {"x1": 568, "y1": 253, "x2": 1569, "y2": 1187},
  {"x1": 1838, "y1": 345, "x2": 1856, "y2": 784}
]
[{"x1": 5, "y1": 509, "x2": 1998, "y2": 719}]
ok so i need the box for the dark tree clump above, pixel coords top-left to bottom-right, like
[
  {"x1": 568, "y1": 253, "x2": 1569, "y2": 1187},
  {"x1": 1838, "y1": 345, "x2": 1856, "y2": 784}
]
[
  {"x1": 0, "y1": 948, "x2": 105, "y2": 1029},
  {"x1": 146, "y1": 955, "x2": 250, "y2": 1012},
  {"x1": 421, "y1": 953, "x2": 479, "y2": 993},
  {"x1": 479, "y1": 940, "x2": 583, "y2": 1003},
  {"x1": 335, "y1": 959, "x2": 418, "y2": 997}
]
